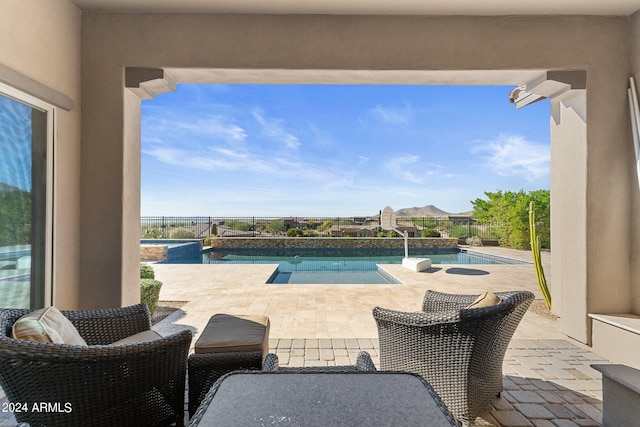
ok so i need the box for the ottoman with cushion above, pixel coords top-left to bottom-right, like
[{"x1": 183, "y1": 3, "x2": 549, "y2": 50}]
[{"x1": 188, "y1": 314, "x2": 270, "y2": 415}]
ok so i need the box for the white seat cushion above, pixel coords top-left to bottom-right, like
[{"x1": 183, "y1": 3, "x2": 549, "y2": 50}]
[{"x1": 12, "y1": 306, "x2": 87, "y2": 346}]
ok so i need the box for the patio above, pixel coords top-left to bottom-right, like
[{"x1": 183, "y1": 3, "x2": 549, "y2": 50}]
[
  {"x1": 150, "y1": 247, "x2": 605, "y2": 426},
  {"x1": 0, "y1": 248, "x2": 608, "y2": 426}
]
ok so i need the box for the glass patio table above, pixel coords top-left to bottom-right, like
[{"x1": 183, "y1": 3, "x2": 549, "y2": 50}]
[{"x1": 188, "y1": 370, "x2": 458, "y2": 426}]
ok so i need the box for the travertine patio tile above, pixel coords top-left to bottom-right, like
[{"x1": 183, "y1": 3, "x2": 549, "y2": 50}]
[
  {"x1": 318, "y1": 339, "x2": 333, "y2": 348},
  {"x1": 304, "y1": 339, "x2": 319, "y2": 349},
  {"x1": 277, "y1": 352, "x2": 290, "y2": 364},
  {"x1": 566, "y1": 405, "x2": 602, "y2": 423},
  {"x1": 287, "y1": 356, "x2": 304, "y2": 367},
  {"x1": 542, "y1": 365, "x2": 582, "y2": 380},
  {"x1": 319, "y1": 349, "x2": 334, "y2": 360},
  {"x1": 345, "y1": 339, "x2": 360, "y2": 349},
  {"x1": 563, "y1": 368, "x2": 594, "y2": 380},
  {"x1": 544, "y1": 404, "x2": 577, "y2": 418},
  {"x1": 536, "y1": 390, "x2": 566, "y2": 404},
  {"x1": 304, "y1": 349, "x2": 319, "y2": 360},
  {"x1": 277, "y1": 338, "x2": 292, "y2": 349},
  {"x1": 550, "y1": 420, "x2": 580, "y2": 427},
  {"x1": 529, "y1": 420, "x2": 555, "y2": 427},
  {"x1": 333, "y1": 348, "x2": 348, "y2": 357},
  {"x1": 507, "y1": 391, "x2": 547, "y2": 404},
  {"x1": 573, "y1": 419, "x2": 601, "y2": 427},
  {"x1": 510, "y1": 364, "x2": 544, "y2": 379},
  {"x1": 490, "y1": 410, "x2": 533, "y2": 426},
  {"x1": 529, "y1": 379, "x2": 559, "y2": 391},
  {"x1": 512, "y1": 404, "x2": 554, "y2": 419},
  {"x1": 357, "y1": 338, "x2": 374, "y2": 349},
  {"x1": 291, "y1": 338, "x2": 305, "y2": 349},
  {"x1": 331, "y1": 338, "x2": 346, "y2": 348},
  {"x1": 491, "y1": 397, "x2": 515, "y2": 411},
  {"x1": 554, "y1": 390, "x2": 591, "y2": 404},
  {"x1": 503, "y1": 378, "x2": 523, "y2": 391}
]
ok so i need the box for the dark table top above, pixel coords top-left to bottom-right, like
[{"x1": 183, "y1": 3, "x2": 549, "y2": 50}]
[{"x1": 189, "y1": 370, "x2": 458, "y2": 426}]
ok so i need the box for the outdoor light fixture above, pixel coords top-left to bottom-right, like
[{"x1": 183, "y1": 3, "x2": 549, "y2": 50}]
[
  {"x1": 509, "y1": 70, "x2": 586, "y2": 109},
  {"x1": 508, "y1": 85, "x2": 546, "y2": 109}
]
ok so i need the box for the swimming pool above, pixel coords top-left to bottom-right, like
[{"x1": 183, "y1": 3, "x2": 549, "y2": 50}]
[
  {"x1": 164, "y1": 247, "x2": 526, "y2": 284},
  {"x1": 140, "y1": 239, "x2": 202, "y2": 262}
]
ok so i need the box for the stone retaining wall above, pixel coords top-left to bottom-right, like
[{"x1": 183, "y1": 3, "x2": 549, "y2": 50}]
[
  {"x1": 140, "y1": 245, "x2": 168, "y2": 261},
  {"x1": 208, "y1": 237, "x2": 458, "y2": 249}
]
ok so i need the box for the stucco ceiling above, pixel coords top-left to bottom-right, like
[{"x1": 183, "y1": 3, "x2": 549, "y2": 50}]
[{"x1": 70, "y1": 0, "x2": 640, "y2": 16}]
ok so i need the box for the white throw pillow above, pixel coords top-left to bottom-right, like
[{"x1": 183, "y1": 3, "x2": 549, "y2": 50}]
[
  {"x1": 12, "y1": 306, "x2": 88, "y2": 346},
  {"x1": 466, "y1": 292, "x2": 501, "y2": 309}
]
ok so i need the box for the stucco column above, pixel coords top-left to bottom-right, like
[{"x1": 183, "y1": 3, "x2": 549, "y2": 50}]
[{"x1": 550, "y1": 91, "x2": 587, "y2": 341}]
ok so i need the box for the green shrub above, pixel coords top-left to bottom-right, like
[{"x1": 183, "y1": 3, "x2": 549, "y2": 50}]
[
  {"x1": 141, "y1": 227, "x2": 164, "y2": 238},
  {"x1": 266, "y1": 219, "x2": 286, "y2": 235},
  {"x1": 140, "y1": 264, "x2": 155, "y2": 279},
  {"x1": 225, "y1": 220, "x2": 252, "y2": 231},
  {"x1": 140, "y1": 279, "x2": 162, "y2": 316},
  {"x1": 466, "y1": 236, "x2": 483, "y2": 246},
  {"x1": 421, "y1": 229, "x2": 441, "y2": 237},
  {"x1": 286, "y1": 228, "x2": 304, "y2": 237},
  {"x1": 377, "y1": 231, "x2": 396, "y2": 238},
  {"x1": 169, "y1": 228, "x2": 195, "y2": 239},
  {"x1": 203, "y1": 235, "x2": 216, "y2": 246}
]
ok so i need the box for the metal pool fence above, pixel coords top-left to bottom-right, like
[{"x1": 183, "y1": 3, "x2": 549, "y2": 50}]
[{"x1": 140, "y1": 216, "x2": 499, "y2": 240}]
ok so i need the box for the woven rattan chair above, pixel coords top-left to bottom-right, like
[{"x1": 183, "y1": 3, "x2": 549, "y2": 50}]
[
  {"x1": 0, "y1": 303, "x2": 192, "y2": 427},
  {"x1": 262, "y1": 351, "x2": 377, "y2": 372},
  {"x1": 373, "y1": 290, "x2": 534, "y2": 425}
]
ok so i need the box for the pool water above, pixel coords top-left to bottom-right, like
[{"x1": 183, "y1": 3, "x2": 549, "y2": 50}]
[
  {"x1": 270, "y1": 270, "x2": 398, "y2": 284},
  {"x1": 163, "y1": 247, "x2": 525, "y2": 284}
]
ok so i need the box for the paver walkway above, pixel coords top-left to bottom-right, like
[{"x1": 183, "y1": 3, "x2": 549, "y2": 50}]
[
  {"x1": 263, "y1": 337, "x2": 605, "y2": 426},
  {"x1": 0, "y1": 247, "x2": 609, "y2": 426}
]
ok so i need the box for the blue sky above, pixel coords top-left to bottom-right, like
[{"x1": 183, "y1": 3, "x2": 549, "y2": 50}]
[{"x1": 141, "y1": 84, "x2": 550, "y2": 216}]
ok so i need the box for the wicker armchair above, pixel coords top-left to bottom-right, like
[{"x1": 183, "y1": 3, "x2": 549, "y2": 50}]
[
  {"x1": 0, "y1": 303, "x2": 192, "y2": 427},
  {"x1": 262, "y1": 351, "x2": 377, "y2": 372},
  {"x1": 373, "y1": 290, "x2": 534, "y2": 424}
]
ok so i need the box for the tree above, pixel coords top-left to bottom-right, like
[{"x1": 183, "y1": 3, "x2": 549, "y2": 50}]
[
  {"x1": 225, "y1": 220, "x2": 252, "y2": 232},
  {"x1": 0, "y1": 190, "x2": 31, "y2": 246},
  {"x1": 317, "y1": 220, "x2": 333, "y2": 233},
  {"x1": 266, "y1": 219, "x2": 286, "y2": 235},
  {"x1": 471, "y1": 189, "x2": 550, "y2": 249}
]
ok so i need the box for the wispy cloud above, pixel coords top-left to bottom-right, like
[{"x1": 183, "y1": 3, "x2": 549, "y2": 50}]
[
  {"x1": 472, "y1": 134, "x2": 550, "y2": 181},
  {"x1": 383, "y1": 154, "x2": 440, "y2": 184},
  {"x1": 143, "y1": 114, "x2": 246, "y2": 144},
  {"x1": 252, "y1": 110, "x2": 301, "y2": 149},
  {"x1": 369, "y1": 103, "x2": 413, "y2": 124},
  {"x1": 143, "y1": 136, "x2": 354, "y2": 185}
]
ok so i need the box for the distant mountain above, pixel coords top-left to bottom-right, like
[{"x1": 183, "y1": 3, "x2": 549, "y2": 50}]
[{"x1": 394, "y1": 205, "x2": 473, "y2": 217}]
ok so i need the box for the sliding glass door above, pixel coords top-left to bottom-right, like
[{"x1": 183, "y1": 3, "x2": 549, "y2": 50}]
[{"x1": 0, "y1": 84, "x2": 53, "y2": 308}]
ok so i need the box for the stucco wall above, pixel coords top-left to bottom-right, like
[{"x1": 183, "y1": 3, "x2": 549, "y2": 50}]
[
  {"x1": 80, "y1": 12, "x2": 634, "y2": 344},
  {"x1": 631, "y1": 11, "x2": 640, "y2": 313},
  {"x1": 0, "y1": 0, "x2": 82, "y2": 308},
  {"x1": 550, "y1": 93, "x2": 587, "y2": 339}
]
